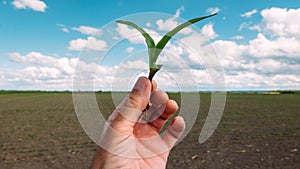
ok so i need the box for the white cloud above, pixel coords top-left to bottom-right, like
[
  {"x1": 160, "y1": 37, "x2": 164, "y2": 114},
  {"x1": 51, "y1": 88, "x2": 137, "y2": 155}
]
[
  {"x1": 61, "y1": 27, "x2": 69, "y2": 33},
  {"x1": 207, "y1": 7, "x2": 300, "y2": 90},
  {"x1": 255, "y1": 59, "x2": 282, "y2": 73},
  {"x1": 157, "y1": 43, "x2": 186, "y2": 69},
  {"x1": 241, "y1": 9, "x2": 258, "y2": 18},
  {"x1": 175, "y1": 6, "x2": 185, "y2": 17},
  {"x1": 210, "y1": 40, "x2": 247, "y2": 67},
  {"x1": 252, "y1": 58, "x2": 300, "y2": 75},
  {"x1": 3, "y1": 0, "x2": 7, "y2": 5},
  {"x1": 57, "y1": 24, "x2": 69, "y2": 33},
  {"x1": 23, "y1": 66, "x2": 61, "y2": 79},
  {"x1": 72, "y1": 25, "x2": 102, "y2": 36},
  {"x1": 146, "y1": 22, "x2": 151, "y2": 27},
  {"x1": 8, "y1": 52, "x2": 77, "y2": 74},
  {"x1": 156, "y1": 6, "x2": 193, "y2": 35},
  {"x1": 238, "y1": 21, "x2": 261, "y2": 32},
  {"x1": 4, "y1": 52, "x2": 76, "y2": 90},
  {"x1": 156, "y1": 19, "x2": 177, "y2": 32},
  {"x1": 116, "y1": 23, "x2": 162, "y2": 44},
  {"x1": 234, "y1": 7, "x2": 300, "y2": 59},
  {"x1": 206, "y1": 7, "x2": 220, "y2": 15},
  {"x1": 118, "y1": 60, "x2": 148, "y2": 70},
  {"x1": 249, "y1": 25, "x2": 261, "y2": 31},
  {"x1": 201, "y1": 23, "x2": 218, "y2": 39},
  {"x1": 178, "y1": 32, "x2": 208, "y2": 65},
  {"x1": 260, "y1": 7, "x2": 300, "y2": 38},
  {"x1": 248, "y1": 33, "x2": 300, "y2": 57},
  {"x1": 12, "y1": 0, "x2": 47, "y2": 12},
  {"x1": 180, "y1": 32, "x2": 207, "y2": 45},
  {"x1": 4, "y1": 52, "x2": 117, "y2": 90},
  {"x1": 68, "y1": 37, "x2": 108, "y2": 51},
  {"x1": 9, "y1": 52, "x2": 54, "y2": 65},
  {"x1": 225, "y1": 72, "x2": 300, "y2": 90},
  {"x1": 232, "y1": 35, "x2": 244, "y2": 40},
  {"x1": 68, "y1": 38, "x2": 87, "y2": 51},
  {"x1": 116, "y1": 23, "x2": 145, "y2": 44},
  {"x1": 3, "y1": 7, "x2": 300, "y2": 91},
  {"x1": 126, "y1": 47, "x2": 134, "y2": 53},
  {"x1": 238, "y1": 22, "x2": 249, "y2": 31}
]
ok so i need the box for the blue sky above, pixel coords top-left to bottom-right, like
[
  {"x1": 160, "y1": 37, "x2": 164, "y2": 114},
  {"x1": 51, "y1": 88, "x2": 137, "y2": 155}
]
[{"x1": 0, "y1": 0, "x2": 299, "y2": 91}]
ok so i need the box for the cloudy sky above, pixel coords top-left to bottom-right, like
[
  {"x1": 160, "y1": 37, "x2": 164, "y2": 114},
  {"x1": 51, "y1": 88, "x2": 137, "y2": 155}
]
[{"x1": 0, "y1": 0, "x2": 299, "y2": 91}]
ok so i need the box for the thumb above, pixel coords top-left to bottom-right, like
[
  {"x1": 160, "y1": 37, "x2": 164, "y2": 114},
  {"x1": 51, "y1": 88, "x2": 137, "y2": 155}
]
[
  {"x1": 162, "y1": 116, "x2": 185, "y2": 148},
  {"x1": 110, "y1": 77, "x2": 151, "y2": 125},
  {"x1": 127, "y1": 76, "x2": 152, "y2": 112}
]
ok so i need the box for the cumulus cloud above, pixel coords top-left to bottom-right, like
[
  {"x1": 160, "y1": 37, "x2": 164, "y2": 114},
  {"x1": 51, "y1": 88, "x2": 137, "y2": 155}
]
[
  {"x1": 156, "y1": 6, "x2": 193, "y2": 35},
  {"x1": 205, "y1": 7, "x2": 300, "y2": 90},
  {"x1": 116, "y1": 23, "x2": 145, "y2": 44},
  {"x1": 175, "y1": 6, "x2": 185, "y2": 17},
  {"x1": 72, "y1": 25, "x2": 102, "y2": 36},
  {"x1": 201, "y1": 23, "x2": 218, "y2": 39},
  {"x1": 12, "y1": 0, "x2": 47, "y2": 12},
  {"x1": 23, "y1": 66, "x2": 61, "y2": 79},
  {"x1": 249, "y1": 25, "x2": 261, "y2": 31},
  {"x1": 157, "y1": 43, "x2": 186, "y2": 69},
  {"x1": 206, "y1": 7, "x2": 220, "y2": 15},
  {"x1": 118, "y1": 60, "x2": 148, "y2": 70},
  {"x1": 225, "y1": 72, "x2": 300, "y2": 90},
  {"x1": 248, "y1": 33, "x2": 300, "y2": 58},
  {"x1": 241, "y1": 7, "x2": 300, "y2": 59},
  {"x1": 61, "y1": 27, "x2": 69, "y2": 33},
  {"x1": 260, "y1": 7, "x2": 300, "y2": 38},
  {"x1": 8, "y1": 52, "x2": 77, "y2": 74},
  {"x1": 232, "y1": 35, "x2": 244, "y2": 40},
  {"x1": 210, "y1": 40, "x2": 248, "y2": 69},
  {"x1": 116, "y1": 23, "x2": 162, "y2": 44},
  {"x1": 68, "y1": 38, "x2": 87, "y2": 51},
  {"x1": 254, "y1": 59, "x2": 300, "y2": 75},
  {"x1": 4, "y1": 52, "x2": 76, "y2": 90},
  {"x1": 241, "y1": 9, "x2": 258, "y2": 18},
  {"x1": 68, "y1": 37, "x2": 108, "y2": 51},
  {"x1": 3, "y1": 7, "x2": 300, "y2": 91},
  {"x1": 4, "y1": 52, "x2": 116, "y2": 90},
  {"x1": 210, "y1": 36, "x2": 300, "y2": 77},
  {"x1": 57, "y1": 24, "x2": 69, "y2": 33}
]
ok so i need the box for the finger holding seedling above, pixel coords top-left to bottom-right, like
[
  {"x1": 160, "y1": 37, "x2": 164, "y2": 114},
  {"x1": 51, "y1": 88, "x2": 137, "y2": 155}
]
[
  {"x1": 139, "y1": 89, "x2": 168, "y2": 123},
  {"x1": 148, "y1": 93, "x2": 180, "y2": 133},
  {"x1": 90, "y1": 13, "x2": 221, "y2": 169}
]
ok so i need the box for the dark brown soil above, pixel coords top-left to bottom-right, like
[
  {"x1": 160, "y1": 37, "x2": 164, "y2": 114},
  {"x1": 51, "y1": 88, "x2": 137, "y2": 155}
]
[{"x1": 0, "y1": 92, "x2": 299, "y2": 169}]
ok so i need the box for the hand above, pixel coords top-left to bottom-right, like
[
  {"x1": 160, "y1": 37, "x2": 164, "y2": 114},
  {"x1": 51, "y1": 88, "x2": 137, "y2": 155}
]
[{"x1": 90, "y1": 77, "x2": 185, "y2": 169}]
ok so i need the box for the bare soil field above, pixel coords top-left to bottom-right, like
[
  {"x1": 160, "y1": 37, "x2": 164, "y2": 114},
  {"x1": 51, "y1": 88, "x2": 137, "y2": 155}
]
[{"x1": 0, "y1": 92, "x2": 299, "y2": 169}]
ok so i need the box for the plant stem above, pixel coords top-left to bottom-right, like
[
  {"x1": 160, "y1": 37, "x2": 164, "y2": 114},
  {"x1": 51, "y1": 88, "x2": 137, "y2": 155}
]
[{"x1": 148, "y1": 68, "x2": 160, "y2": 81}]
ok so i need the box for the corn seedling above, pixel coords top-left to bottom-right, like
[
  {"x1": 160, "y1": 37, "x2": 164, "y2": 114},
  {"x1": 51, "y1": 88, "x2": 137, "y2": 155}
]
[{"x1": 116, "y1": 13, "x2": 217, "y2": 81}]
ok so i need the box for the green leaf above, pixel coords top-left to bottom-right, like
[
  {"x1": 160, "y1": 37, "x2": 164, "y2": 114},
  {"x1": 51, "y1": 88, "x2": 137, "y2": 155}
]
[
  {"x1": 154, "y1": 13, "x2": 217, "y2": 62},
  {"x1": 116, "y1": 20, "x2": 155, "y2": 49},
  {"x1": 116, "y1": 20, "x2": 159, "y2": 80}
]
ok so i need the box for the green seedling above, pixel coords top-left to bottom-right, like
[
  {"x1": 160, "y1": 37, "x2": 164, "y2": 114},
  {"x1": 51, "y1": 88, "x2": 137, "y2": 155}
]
[{"x1": 116, "y1": 13, "x2": 217, "y2": 81}]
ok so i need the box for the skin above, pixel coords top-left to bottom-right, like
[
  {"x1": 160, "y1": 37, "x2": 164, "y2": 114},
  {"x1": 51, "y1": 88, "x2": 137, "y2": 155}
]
[{"x1": 90, "y1": 77, "x2": 185, "y2": 169}]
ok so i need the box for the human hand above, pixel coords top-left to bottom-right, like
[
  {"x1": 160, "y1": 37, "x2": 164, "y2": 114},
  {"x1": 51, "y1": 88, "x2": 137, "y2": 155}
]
[{"x1": 90, "y1": 77, "x2": 185, "y2": 169}]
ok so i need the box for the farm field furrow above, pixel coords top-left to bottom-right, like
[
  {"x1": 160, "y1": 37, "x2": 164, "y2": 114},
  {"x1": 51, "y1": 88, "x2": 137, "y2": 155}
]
[{"x1": 0, "y1": 92, "x2": 299, "y2": 169}]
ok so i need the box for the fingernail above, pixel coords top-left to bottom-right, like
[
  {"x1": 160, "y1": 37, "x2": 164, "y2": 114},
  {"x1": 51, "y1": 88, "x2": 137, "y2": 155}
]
[{"x1": 133, "y1": 77, "x2": 148, "y2": 91}]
